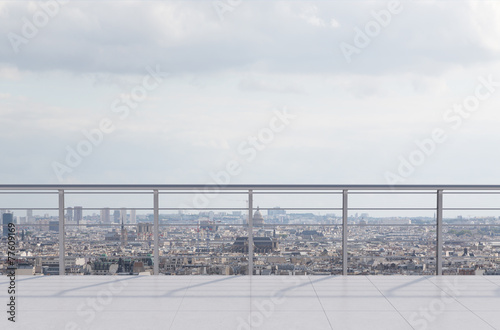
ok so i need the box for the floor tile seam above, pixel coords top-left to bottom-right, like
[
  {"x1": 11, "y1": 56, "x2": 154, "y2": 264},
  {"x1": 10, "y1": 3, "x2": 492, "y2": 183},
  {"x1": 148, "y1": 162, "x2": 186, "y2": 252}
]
[
  {"x1": 425, "y1": 277, "x2": 497, "y2": 329},
  {"x1": 308, "y1": 276, "x2": 335, "y2": 330},
  {"x1": 365, "y1": 276, "x2": 416, "y2": 330},
  {"x1": 482, "y1": 276, "x2": 500, "y2": 288},
  {"x1": 167, "y1": 276, "x2": 193, "y2": 330}
]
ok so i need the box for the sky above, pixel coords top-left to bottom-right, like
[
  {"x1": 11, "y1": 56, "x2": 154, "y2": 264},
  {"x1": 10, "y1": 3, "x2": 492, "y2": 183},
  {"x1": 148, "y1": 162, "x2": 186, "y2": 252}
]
[{"x1": 1, "y1": 0, "x2": 500, "y2": 187}]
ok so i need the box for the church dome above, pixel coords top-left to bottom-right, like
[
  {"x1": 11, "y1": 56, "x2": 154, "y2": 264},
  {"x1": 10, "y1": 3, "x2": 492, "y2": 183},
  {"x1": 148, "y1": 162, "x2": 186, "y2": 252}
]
[{"x1": 253, "y1": 207, "x2": 264, "y2": 226}]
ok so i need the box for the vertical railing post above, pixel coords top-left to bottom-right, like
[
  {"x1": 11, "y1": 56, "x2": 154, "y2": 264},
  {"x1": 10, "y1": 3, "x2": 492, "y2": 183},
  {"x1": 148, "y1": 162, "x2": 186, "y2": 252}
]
[
  {"x1": 154, "y1": 190, "x2": 159, "y2": 275},
  {"x1": 436, "y1": 189, "x2": 443, "y2": 276},
  {"x1": 342, "y1": 189, "x2": 348, "y2": 276},
  {"x1": 248, "y1": 189, "x2": 253, "y2": 276},
  {"x1": 58, "y1": 189, "x2": 65, "y2": 276}
]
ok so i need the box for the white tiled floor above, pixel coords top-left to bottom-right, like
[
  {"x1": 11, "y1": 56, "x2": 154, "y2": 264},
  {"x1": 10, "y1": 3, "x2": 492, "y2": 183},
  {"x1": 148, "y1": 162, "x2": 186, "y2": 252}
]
[{"x1": 1, "y1": 275, "x2": 500, "y2": 329}]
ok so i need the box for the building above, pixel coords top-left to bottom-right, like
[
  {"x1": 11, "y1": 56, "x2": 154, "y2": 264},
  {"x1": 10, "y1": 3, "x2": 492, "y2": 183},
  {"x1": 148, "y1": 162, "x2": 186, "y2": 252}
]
[
  {"x1": 268, "y1": 207, "x2": 286, "y2": 217},
  {"x1": 253, "y1": 207, "x2": 265, "y2": 227},
  {"x1": 130, "y1": 209, "x2": 136, "y2": 224},
  {"x1": 121, "y1": 219, "x2": 128, "y2": 247},
  {"x1": 26, "y1": 209, "x2": 34, "y2": 224},
  {"x1": 74, "y1": 206, "x2": 83, "y2": 226},
  {"x1": 113, "y1": 210, "x2": 120, "y2": 223},
  {"x1": 100, "y1": 208, "x2": 111, "y2": 224},
  {"x1": 137, "y1": 223, "x2": 153, "y2": 240},
  {"x1": 66, "y1": 207, "x2": 73, "y2": 222},
  {"x1": 16, "y1": 263, "x2": 35, "y2": 276},
  {"x1": 104, "y1": 231, "x2": 120, "y2": 241},
  {"x1": 2, "y1": 212, "x2": 14, "y2": 237},
  {"x1": 120, "y1": 208, "x2": 127, "y2": 224},
  {"x1": 231, "y1": 237, "x2": 279, "y2": 253},
  {"x1": 200, "y1": 220, "x2": 218, "y2": 232},
  {"x1": 49, "y1": 221, "x2": 59, "y2": 232}
]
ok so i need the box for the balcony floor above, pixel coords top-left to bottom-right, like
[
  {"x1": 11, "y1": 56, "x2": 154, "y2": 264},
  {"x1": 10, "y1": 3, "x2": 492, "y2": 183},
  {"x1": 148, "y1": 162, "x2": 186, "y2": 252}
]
[{"x1": 2, "y1": 275, "x2": 500, "y2": 330}]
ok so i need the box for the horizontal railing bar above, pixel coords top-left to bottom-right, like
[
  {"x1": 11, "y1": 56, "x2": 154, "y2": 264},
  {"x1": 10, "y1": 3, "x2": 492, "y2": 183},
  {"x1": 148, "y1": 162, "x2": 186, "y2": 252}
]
[
  {"x1": 443, "y1": 223, "x2": 500, "y2": 226},
  {"x1": 252, "y1": 191, "x2": 342, "y2": 194},
  {"x1": 0, "y1": 208, "x2": 59, "y2": 210},
  {"x1": 348, "y1": 191, "x2": 436, "y2": 195},
  {"x1": 64, "y1": 191, "x2": 153, "y2": 194},
  {"x1": 16, "y1": 222, "x2": 500, "y2": 228},
  {"x1": 159, "y1": 191, "x2": 248, "y2": 194},
  {"x1": 3, "y1": 184, "x2": 500, "y2": 190},
  {"x1": 348, "y1": 223, "x2": 437, "y2": 226},
  {"x1": 63, "y1": 208, "x2": 154, "y2": 211},
  {"x1": 443, "y1": 208, "x2": 500, "y2": 210},
  {"x1": 159, "y1": 207, "x2": 343, "y2": 211},
  {"x1": 0, "y1": 192, "x2": 58, "y2": 194},
  {"x1": 444, "y1": 191, "x2": 500, "y2": 194},
  {"x1": 347, "y1": 208, "x2": 436, "y2": 210},
  {"x1": 349, "y1": 240, "x2": 437, "y2": 243}
]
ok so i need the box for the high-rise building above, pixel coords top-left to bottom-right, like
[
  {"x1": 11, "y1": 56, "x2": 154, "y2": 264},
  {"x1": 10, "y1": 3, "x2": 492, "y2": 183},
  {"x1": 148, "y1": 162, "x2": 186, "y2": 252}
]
[
  {"x1": 113, "y1": 210, "x2": 120, "y2": 223},
  {"x1": 74, "y1": 206, "x2": 83, "y2": 226},
  {"x1": 129, "y1": 209, "x2": 136, "y2": 224},
  {"x1": 120, "y1": 208, "x2": 127, "y2": 224},
  {"x1": 100, "y1": 208, "x2": 111, "y2": 224},
  {"x1": 26, "y1": 209, "x2": 33, "y2": 224},
  {"x1": 2, "y1": 212, "x2": 14, "y2": 237},
  {"x1": 66, "y1": 207, "x2": 73, "y2": 222}
]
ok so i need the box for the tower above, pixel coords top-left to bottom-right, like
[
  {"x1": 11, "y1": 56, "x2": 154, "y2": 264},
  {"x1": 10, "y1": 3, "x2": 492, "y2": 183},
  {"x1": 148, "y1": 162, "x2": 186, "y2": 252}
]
[
  {"x1": 121, "y1": 218, "x2": 128, "y2": 247},
  {"x1": 113, "y1": 210, "x2": 120, "y2": 223},
  {"x1": 66, "y1": 207, "x2": 73, "y2": 222},
  {"x1": 129, "y1": 209, "x2": 136, "y2": 224},
  {"x1": 27, "y1": 209, "x2": 33, "y2": 225},
  {"x1": 74, "y1": 206, "x2": 83, "y2": 226},
  {"x1": 100, "y1": 208, "x2": 111, "y2": 224},
  {"x1": 2, "y1": 212, "x2": 14, "y2": 237},
  {"x1": 120, "y1": 208, "x2": 127, "y2": 224}
]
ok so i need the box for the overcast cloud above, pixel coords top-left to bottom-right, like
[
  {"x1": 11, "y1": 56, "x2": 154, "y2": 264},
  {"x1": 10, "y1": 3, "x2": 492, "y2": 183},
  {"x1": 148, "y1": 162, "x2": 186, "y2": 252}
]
[{"x1": 1, "y1": 0, "x2": 500, "y2": 185}]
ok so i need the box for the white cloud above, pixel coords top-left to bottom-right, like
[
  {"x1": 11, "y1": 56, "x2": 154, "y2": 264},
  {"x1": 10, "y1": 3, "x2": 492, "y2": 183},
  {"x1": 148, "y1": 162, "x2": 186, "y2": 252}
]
[{"x1": 1, "y1": 1, "x2": 500, "y2": 184}]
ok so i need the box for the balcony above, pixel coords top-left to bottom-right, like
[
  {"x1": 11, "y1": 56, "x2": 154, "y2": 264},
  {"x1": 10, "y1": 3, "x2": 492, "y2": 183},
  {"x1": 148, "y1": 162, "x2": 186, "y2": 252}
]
[
  {"x1": 2, "y1": 275, "x2": 500, "y2": 329},
  {"x1": 1, "y1": 185, "x2": 500, "y2": 329}
]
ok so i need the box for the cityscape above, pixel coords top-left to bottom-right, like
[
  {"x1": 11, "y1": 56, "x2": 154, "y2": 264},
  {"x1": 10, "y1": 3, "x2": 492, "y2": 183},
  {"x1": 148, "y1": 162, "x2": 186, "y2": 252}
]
[
  {"x1": 3, "y1": 203, "x2": 500, "y2": 277},
  {"x1": 3, "y1": 0, "x2": 500, "y2": 327}
]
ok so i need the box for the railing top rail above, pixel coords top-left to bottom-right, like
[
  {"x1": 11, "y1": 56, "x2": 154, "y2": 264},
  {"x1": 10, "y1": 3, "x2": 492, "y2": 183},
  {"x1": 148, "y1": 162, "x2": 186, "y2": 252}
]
[{"x1": 2, "y1": 184, "x2": 500, "y2": 191}]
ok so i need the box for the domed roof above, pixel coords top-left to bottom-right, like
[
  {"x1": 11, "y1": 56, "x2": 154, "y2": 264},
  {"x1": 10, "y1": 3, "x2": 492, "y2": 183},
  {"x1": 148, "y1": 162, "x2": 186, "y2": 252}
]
[
  {"x1": 253, "y1": 207, "x2": 264, "y2": 226},
  {"x1": 253, "y1": 207, "x2": 263, "y2": 220}
]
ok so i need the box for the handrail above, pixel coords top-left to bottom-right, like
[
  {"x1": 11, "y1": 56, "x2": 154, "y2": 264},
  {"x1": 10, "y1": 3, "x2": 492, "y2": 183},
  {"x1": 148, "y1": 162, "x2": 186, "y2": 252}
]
[{"x1": 1, "y1": 184, "x2": 500, "y2": 190}]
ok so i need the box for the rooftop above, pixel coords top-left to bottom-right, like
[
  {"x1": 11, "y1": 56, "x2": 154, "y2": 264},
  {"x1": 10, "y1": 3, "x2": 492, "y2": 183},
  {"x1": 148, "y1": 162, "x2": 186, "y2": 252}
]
[{"x1": 2, "y1": 275, "x2": 500, "y2": 330}]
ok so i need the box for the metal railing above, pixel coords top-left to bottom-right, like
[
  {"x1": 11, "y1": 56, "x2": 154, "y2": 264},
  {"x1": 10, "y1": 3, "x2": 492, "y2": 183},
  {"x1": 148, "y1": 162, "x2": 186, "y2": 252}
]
[{"x1": 2, "y1": 184, "x2": 500, "y2": 276}]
